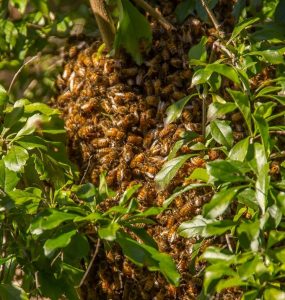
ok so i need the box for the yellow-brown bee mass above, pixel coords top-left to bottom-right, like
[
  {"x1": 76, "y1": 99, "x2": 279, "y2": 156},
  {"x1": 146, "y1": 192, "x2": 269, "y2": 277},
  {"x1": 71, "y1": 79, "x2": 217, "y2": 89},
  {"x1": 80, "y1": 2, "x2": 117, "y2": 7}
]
[{"x1": 53, "y1": 1, "x2": 241, "y2": 299}]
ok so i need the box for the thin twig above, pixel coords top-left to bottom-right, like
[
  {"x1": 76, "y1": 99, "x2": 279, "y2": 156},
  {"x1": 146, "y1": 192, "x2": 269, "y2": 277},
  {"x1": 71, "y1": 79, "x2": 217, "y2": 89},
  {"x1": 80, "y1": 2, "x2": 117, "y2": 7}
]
[
  {"x1": 132, "y1": 0, "x2": 175, "y2": 31},
  {"x1": 77, "y1": 238, "x2": 101, "y2": 288},
  {"x1": 8, "y1": 55, "x2": 38, "y2": 94},
  {"x1": 80, "y1": 154, "x2": 94, "y2": 184},
  {"x1": 200, "y1": 0, "x2": 224, "y2": 38},
  {"x1": 225, "y1": 234, "x2": 233, "y2": 253}
]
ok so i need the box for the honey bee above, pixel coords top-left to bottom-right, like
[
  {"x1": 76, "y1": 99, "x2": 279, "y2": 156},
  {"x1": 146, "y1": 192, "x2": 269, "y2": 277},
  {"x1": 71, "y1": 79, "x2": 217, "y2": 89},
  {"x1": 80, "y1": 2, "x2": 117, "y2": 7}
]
[
  {"x1": 144, "y1": 276, "x2": 154, "y2": 291},
  {"x1": 181, "y1": 69, "x2": 192, "y2": 80},
  {"x1": 78, "y1": 125, "x2": 94, "y2": 139},
  {"x1": 166, "y1": 215, "x2": 176, "y2": 229},
  {"x1": 170, "y1": 58, "x2": 182, "y2": 69},
  {"x1": 161, "y1": 84, "x2": 174, "y2": 96},
  {"x1": 161, "y1": 62, "x2": 169, "y2": 76},
  {"x1": 62, "y1": 63, "x2": 72, "y2": 80},
  {"x1": 124, "y1": 92, "x2": 136, "y2": 102},
  {"x1": 191, "y1": 157, "x2": 206, "y2": 167},
  {"x1": 172, "y1": 91, "x2": 186, "y2": 101},
  {"x1": 153, "y1": 79, "x2": 162, "y2": 95},
  {"x1": 181, "y1": 109, "x2": 193, "y2": 122},
  {"x1": 159, "y1": 124, "x2": 177, "y2": 138},
  {"x1": 55, "y1": 75, "x2": 66, "y2": 90},
  {"x1": 174, "y1": 195, "x2": 184, "y2": 209},
  {"x1": 167, "y1": 285, "x2": 177, "y2": 298},
  {"x1": 135, "y1": 70, "x2": 144, "y2": 86},
  {"x1": 231, "y1": 112, "x2": 243, "y2": 122},
  {"x1": 179, "y1": 201, "x2": 195, "y2": 217},
  {"x1": 122, "y1": 144, "x2": 134, "y2": 163},
  {"x1": 173, "y1": 127, "x2": 186, "y2": 140},
  {"x1": 190, "y1": 17, "x2": 202, "y2": 36},
  {"x1": 91, "y1": 138, "x2": 109, "y2": 148},
  {"x1": 105, "y1": 128, "x2": 125, "y2": 140},
  {"x1": 130, "y1": 153, "x2": 145, "y2": 168},
  {"x1": 106, "y1": 168, "x2": 117, "y2": 186},
  {"x1": 122, "y1": 67, "x2": 138, "y2": 77},
  {"x1": 167, "y1": 41, "x2": 177, "y2": 55},
  {"x1": 68, "y1": 46, "x2": 78, "y2": 58},
  {"x1": 137, "y1": 185, "x2": 148, "y2": 202},
  {"x1": 270, "y1": 161, "x2": 280, "y2": 175},
  {"x1": 161, "y1": 48, "x2": 170, "y2": 61},
  {"x1": 82, "y1": 54, "x2": 93, "y2": 67},
  {"x1": 132, "y1": 168, "x2": 142, "y2": 177},
  {"x1": 127, "y1": 134, "x2": 143, "y2": 146},
  {"x1": 91, "y1": 168, "x2": 99, "y2": 184},
  {"x1": 146, "y1": 95, "x2": 159, "y2": 107},
  {"x1": 117, "y1": 113, "x2": 139, "y2": 129},
  {"x1": 144, "y1": 80, "x2": 153, "y2": 95},
  {"x1": 117, "y1": 162, "x2": 131, "y2": 183},
  {"x1": 81, "y1": 97, "x2": 99, "y2": 113},
  {"x1": 100, "y1": 100, "x2": 112, "y2": 114},
  {"x1": 122, "y1": 260, "x2": 134, "y2": 278},
  {"x1": 101, "y1": 152, "x2": 118, "y2": 166},
  {"x1": 208, "y1": 149, "x2": 220, "y2": 160},
  {"x1": 141, "y1": 165, "x2": 157, "y2": 179},
  {"x1": 167, "y1": 73, "x2": 183, "y2": 87}
]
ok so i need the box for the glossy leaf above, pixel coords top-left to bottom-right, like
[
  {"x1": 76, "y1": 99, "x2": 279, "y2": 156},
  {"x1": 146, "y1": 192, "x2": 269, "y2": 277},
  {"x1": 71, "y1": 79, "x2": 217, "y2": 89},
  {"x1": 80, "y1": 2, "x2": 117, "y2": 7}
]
[
  {"x1": 207, "y1": 102, "x2": 237, "y2": 122},
  {"x1": 189, "y1": 168, "x2": 209, "y2": 182},
  {"x1": 3, "y1": 106, "x2": 24, "y2": 129},
  {"x1": 229, "y1": 137, "x2": 250, "y2": 161},
  {"x1": 191, "y1": 68, "x2": 212, "y2": 86},
  {"x1": 98, "y1": 222, "x2": 120, "y2": 241},
  {"x1": 14, "y1": 114, "x2": 45, "y2": 139},
  {"x1": 178, "y1": 215, "x2": 212, "y2": 238},
  {"x1": 165, "y1": 94, "x2": 197, "y2": 124},
  {"x1": 188, "y1": 36, "x2": 207, "y2": 62},
  {"x1": 201, "y1": 246, "x2": 236, "y2": 264},
  {"x1": 0, "y1": 84, "x2": 8, "y2": 107},
  {"x1": 0, "y1": 160, "x2": 20, "y2": 192},
  {"x1": 155, "y1": 154, "x2": 194, "y2": 189},
  {"x1": 264, "y1": 288, "x2": 285, "y2": 300},
  {"x1": 203, "y1": 187, "x2": 242, "y2": 219},
  {"x1": 229, "y1": 17, "x2": 259, "y2": 42},
  {"x1": 227, "y1": 89, "x2": 252, "y2": 133},
  {"x1": 207, "y1": 64, "x2": 240, "y2": 85},
  {"x1": 114, "y1": 0, "x2": 152, "y2": 64},
  {"x1": 210, "y1": 120, "x2": 233, "y2": 148},
  {"x1": 267, "y1": 230, "x2": 285, "y2": 248},
  {"x1": 0, "y1": 284, "x2": 28, "y2": 300},
  {"x1": 3, "y1": 145, "x2": 29, "y2": 172},
  {"x1": 44, "y1": 229, "x2": 77, "y2": 256},
  {"x1": 117, "y1": 232, "x2": 180, "y2": 286},
  {"x1": 119, "y1": 184, "x2": 141, "y2": 206}
]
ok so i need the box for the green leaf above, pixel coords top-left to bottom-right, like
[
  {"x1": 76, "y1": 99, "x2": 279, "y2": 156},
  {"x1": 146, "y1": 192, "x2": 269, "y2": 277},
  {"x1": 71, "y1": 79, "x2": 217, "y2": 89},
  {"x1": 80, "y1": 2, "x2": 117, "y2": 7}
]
[
  {"x1": 7, "y1": 188, "x2": 42, "y2": 206},
  {"x1": 98, "y1": 173, "x2": 116, "y2": 203},
  {"x1": 210, "y1": 120, "x2": 233, "y2": 148},
  {"x1": 15, "y1": 136, "x2": 48, "y2": 151},
  {"x1": 188, "y1": 36, "x2": 208, "y2": 62},
  {"x1": 207, "y1": 64, "x2": 240, "y2": 85},
  {"x1": 98, "y1": 222, "x2": 120, "y2": 241},
  {"x1": 227, "y1": 89, "x2": 252, "y2": 133},
  {"x1": 117, "y1": 231, "x2": 180, "y2": 286},
  {"x1": 202, "y1": 246, "x2": 236, "y2": 264},
  {"x1": 30, "y1": 209, "x2": 79, "y2": 234},
  {"x1": 203, "y1": 264, "x2": 236, "y2": 295},
  {"x1": 207, "y1": 102, "x2": 237, "y2": 122},
  {"x1": 0, "y1": 160, "x2": 19, "y2": 192},
  {"x1": 3, "y1": 145, "x2": 29, "y2": 172},
  {"x1": 175, "y1": 0, "x2": 195, "y2": 23},
  {"x1": 155, "y1": 154, "x2": 194, "y2": 189},
  {"x1": 242, "y1": 290, "x2": 259, "y2": 300},
  {"x1": 178, "y1": 215, "x2": 212, "y2": 238},
  {"x1": 165, "y1": 94, "x2": 197, "y2": 124},
  {"x1": 206, "y1": 219, "x2": 236, "y2": 236},
  {"x1": 3, "y1": 106, "x2": 24, "y2": 130},
  {"x1": 216, "y1": 276, "x2": 245, "y2": 292},
  {"x1": 207, "y1": 160, "x2": 249, "y2": 183},
  {"x1": 275, "y1": 0, "x2": 285, "y2": 25},
  {"x1": 44, "y1": 229, "x2": 77, "y2": 256},
  {"x1": 254, "y1": 143, "x2": 269, "y2": 214},
  {"x1": 254, "y1": 115, "x2": 269, "y2": 158},
  {"x1": 167, "y1": 140, "x2": 184, "y2": 160},
  {"x1": 264, "y1": 288, "x2": 285, "y2": 300},
  {"x1": 14, "y1": 114, "x2": 45, "y2": 140},
  {"x1": 237, "y1": 220, "x2": 260, "y2": 251},
  {"x1": 203, "y1": 187, "x2": 243, "y2": 219},
  {"x1": 0, "y1": 284, "x2": 28, "y2": 300},
  {"x1": 248, "y1": 48, "x2": 285, "y2": 64},
  {"x1": 114, "y1": 0, "x2": 152, "y2": 64},
  {"x1": 10, "y1": 0, "x2": 28, "y2": 14},
  {"x1": 191, "y1": 68, "x2": 212, "y2": 86},
  {"x1": 24, "y1": 102, "x2": 59, "y2": 116},
  {"x1": 0, "y1": 84, "x2": 8, "y2": 107},
  {"x1": 229, "y1": 137, "x2": 250, "y2": 161},
  {"x1": 267, "y1": 230, "x2": 285, "y2": 249},
  {"x1": 119, "y1": 184, "x2": 141, "y2": 206},
  {"x1": 189, "y1": 168, "x2": 209, "y2": 182},
  {"x1": 74, "y1": 183, "x2": 97, "y2": 202},
  {"x1": 163, "y1": 183, "x2": 209, "y2": 208},
  {"x1": 229, "y1": 17, "x2": 259, "y2": 42}
]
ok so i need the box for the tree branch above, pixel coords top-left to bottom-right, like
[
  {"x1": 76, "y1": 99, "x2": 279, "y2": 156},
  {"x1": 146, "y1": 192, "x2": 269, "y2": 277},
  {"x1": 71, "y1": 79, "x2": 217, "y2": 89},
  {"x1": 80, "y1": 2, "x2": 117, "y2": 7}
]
[
  {"x1": 132, "y1": 0, "x2": 175, "y2": 31},
  {"x1": 89, "y1": 0, "x2": 115, "y2": 50}
]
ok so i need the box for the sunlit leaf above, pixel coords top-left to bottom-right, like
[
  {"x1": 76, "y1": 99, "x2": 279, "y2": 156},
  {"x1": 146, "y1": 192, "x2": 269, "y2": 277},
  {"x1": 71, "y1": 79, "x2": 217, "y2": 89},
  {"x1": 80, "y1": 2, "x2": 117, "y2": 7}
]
[
  {"x1": 210, "y1": 120, "x2": 233, "y2": 148},
  {"x1": 3, "y1": 145, "x2": 29, "y2": 172},
  {"x1": 188, "y1": 36, "x2": 208, "y2": 62},
  {"x1": 119, "y1": 184, "x2": 141, "y2": 206},
  {"x1": 115, "y1": 0, "x2": 152, "y2": 64},
  {"x1": 0, "y1": 160, "x2": 20, "y2": 192},
  {"x1": 98, "y1": 222, "x2": 120, "y2": 241},
  {"x1": 229, "y1": 17, "x2": 259, "y2": 42},
  {"x1": 165, "y1": 94, "x2": 197, "y2": 124},
  {"x1": 155, "y1": 154, "x2": 194, "y2": 189},
  {"x1": 264, "y1": 288, "x2": 285, "y2": 300},
  {"x1": 229, "y1": 137, "x2": 250, "y2": 161}
]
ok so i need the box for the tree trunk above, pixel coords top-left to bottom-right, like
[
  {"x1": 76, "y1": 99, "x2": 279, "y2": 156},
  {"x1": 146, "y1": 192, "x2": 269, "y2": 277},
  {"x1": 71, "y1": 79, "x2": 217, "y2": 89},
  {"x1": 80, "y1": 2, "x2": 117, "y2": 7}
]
[{"x1": 89, "y1": 0, "x2": 115, "y2": 50}]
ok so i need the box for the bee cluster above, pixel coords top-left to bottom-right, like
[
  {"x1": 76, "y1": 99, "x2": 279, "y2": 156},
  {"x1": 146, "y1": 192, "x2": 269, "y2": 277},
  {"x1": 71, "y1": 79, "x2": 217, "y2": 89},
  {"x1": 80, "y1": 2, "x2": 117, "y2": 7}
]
[{"x1": 54, "y1": 1, "x2": 240, "y2": 299}]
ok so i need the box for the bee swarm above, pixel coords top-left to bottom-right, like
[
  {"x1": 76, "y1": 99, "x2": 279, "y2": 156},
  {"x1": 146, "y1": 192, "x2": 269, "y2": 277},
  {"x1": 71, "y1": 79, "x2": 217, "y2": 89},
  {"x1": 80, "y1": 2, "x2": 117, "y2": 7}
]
[{"x1": 54, "y1": 1, "x2": 241, "y2": 299}]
